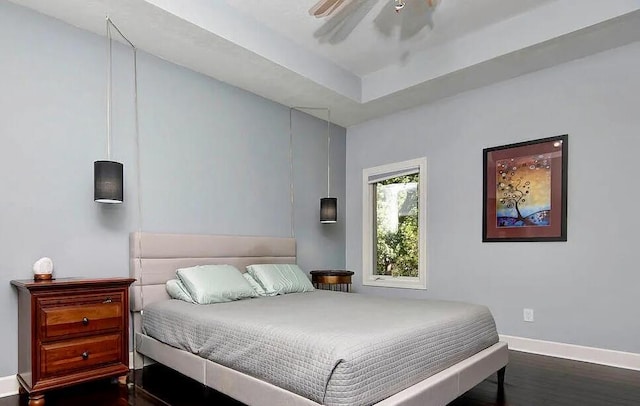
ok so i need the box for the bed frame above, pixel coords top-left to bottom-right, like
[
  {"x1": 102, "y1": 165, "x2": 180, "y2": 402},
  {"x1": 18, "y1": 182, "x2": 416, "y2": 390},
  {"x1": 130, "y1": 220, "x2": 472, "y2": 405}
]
[{"x1": 130, "y1": 232, "x2": 508, "y2": 406}]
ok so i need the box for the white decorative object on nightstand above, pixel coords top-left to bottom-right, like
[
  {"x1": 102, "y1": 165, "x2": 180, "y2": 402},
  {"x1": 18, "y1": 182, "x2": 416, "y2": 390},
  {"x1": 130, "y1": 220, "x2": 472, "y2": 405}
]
[{"x1": 32, "y1": 257, "x2": 54, "y2": 281}]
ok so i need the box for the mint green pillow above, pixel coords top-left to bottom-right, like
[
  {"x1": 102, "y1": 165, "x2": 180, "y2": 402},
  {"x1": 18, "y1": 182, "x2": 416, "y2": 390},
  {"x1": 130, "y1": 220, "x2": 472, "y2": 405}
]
[
  {"x1": 243, "y1": 273, "x2": 267, "y2": 296},
  {"x1": 246, "y1": 264, "x2": 314, "y2": 296},
  {"x1": 176, "y1": 264, "x2": 256, "y2": 304},
  {"x1": 166, "y1": 279, "x2": 195, "y2": 303}
]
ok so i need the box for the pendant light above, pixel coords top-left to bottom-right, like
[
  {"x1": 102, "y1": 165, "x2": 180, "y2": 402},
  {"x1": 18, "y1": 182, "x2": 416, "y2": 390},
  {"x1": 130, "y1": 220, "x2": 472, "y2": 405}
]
[
  {"x1": 290, "y1": 107, "x2": 337, "y2": 225},
  {"x1": 94, "y1": 160, "x2": 123, "y2": 203},
  {"x1": 95, "y1": 17, "x2": 124, "y2": 203},
  {"x1": 320, "y1": 109, "x2": 337, "y2": 224}
]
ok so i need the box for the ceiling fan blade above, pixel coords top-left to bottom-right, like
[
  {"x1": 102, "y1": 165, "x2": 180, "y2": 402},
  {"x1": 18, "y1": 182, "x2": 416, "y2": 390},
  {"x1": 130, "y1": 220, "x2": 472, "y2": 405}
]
[
  {"x1": 309, "y1": 0, "x2": 341, "y2": 17},
  {"x1": 309, "y1": 0, "x2": 336, "y2": 16},
  {"x1": 315, "y1": 0, "x2": 346, "y2": 18},
  {"x1": 323, "y1": 0, "x2": 347, "y2": 17},
  {"x1": 309, "y1": 0, "x2": 328, "y2": 16}
]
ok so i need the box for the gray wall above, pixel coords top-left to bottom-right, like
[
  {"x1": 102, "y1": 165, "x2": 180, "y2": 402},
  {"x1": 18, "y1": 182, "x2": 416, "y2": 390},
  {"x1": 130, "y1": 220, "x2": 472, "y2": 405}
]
[
  {"x1": 346, "y1": 41, "x2": 640, "y2": 354},
  {"x1": 0, "y1": 1, "x2": 345, "y2": 377}
]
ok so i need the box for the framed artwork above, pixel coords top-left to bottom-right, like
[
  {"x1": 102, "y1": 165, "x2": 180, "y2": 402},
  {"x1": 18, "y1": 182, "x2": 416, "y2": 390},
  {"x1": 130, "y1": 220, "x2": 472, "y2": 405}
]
[{"x1": 483, "y1": 134, "x2": 568, "y2": 242}]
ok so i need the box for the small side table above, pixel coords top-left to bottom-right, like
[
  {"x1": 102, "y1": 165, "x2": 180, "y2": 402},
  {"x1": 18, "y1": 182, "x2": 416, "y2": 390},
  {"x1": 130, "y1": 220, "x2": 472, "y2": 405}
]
[
  {"x1": 310, "y1": 270, "x2": 354, "y2": 292},
  {"x1": 11, "y1": 277, "x2": 135, "y2": 406}
]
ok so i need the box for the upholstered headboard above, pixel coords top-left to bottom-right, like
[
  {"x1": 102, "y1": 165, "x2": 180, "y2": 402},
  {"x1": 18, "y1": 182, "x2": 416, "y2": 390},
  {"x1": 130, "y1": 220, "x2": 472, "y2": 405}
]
[{"x1": 129, "y1": 232, "x2": 296, "y2": 312}]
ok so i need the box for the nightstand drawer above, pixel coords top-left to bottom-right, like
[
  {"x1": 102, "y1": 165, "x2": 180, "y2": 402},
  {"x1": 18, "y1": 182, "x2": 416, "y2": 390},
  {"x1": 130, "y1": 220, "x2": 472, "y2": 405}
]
[
  {"x1": 40, "y1": 333, "x2": 122, "y2": 378},
  {"x1": 39, "y1": 296, "x2": 123, "y2": 339}
]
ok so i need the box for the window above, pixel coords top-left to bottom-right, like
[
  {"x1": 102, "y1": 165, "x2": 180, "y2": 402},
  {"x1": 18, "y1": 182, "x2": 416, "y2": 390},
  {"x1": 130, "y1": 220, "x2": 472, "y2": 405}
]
[{"x1": 362, "y1": 157, "x2": 427, "y2": 289}]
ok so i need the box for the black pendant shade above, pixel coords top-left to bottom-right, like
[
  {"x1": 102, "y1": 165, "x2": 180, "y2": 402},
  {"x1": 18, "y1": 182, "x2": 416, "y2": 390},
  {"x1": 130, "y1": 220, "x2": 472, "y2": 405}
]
[
  {"x1": 320, "y1": 197, "x2": 337, "y2": 224},
  {"x1": 94, "y1": 160, "x2": 123, "y2": 203}
]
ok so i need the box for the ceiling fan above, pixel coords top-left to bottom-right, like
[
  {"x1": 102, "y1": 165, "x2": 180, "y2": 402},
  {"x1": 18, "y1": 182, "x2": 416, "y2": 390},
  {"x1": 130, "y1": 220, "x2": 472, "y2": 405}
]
[{"x1": 309, "y1": 0, "x2": 437, "y2": 17}]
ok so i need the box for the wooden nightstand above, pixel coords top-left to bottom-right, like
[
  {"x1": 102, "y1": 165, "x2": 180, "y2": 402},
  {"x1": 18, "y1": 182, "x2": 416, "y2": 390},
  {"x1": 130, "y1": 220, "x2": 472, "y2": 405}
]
[
  {"x1": 310, "y1": 270, "x2": 354, "y2": 292},
  {"x1": 11, "y1": 277, "x2": 135, "y2": 406}
]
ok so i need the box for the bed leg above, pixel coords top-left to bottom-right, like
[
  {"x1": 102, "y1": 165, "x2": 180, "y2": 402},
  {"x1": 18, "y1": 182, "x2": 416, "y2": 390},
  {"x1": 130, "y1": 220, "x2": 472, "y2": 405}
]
[
  {"x1": 497, "y1": 366, "x2": 506, "y2": 390},
  {"x1": 201, "y1": 383, "x2": 210, "y2": 399}
]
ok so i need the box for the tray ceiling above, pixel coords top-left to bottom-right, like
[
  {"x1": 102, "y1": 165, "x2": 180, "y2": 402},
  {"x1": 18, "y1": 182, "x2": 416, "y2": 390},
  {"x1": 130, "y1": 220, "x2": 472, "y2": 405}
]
[{"x1": 8, "y1": 0, "x2": 640, "y2": 126}]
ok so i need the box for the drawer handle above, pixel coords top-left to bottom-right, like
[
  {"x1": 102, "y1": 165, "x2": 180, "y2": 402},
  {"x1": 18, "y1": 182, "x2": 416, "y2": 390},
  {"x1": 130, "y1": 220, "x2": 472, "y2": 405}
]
[
  {"x1": 82, "y1": 317, "x2": 89, "y2": 325},
  {"x1": 82, "y1": 351, "x2": 89, "y2": 360},
  {"x1": 103, "y1": 297, "x2": 112, "y2": 303}
]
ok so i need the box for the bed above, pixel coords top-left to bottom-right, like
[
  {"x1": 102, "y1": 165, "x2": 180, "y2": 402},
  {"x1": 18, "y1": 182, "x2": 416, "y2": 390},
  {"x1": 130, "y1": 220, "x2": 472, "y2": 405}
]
[{"x1": 130, "y1": 232, "x2": 508, "y2": 406}]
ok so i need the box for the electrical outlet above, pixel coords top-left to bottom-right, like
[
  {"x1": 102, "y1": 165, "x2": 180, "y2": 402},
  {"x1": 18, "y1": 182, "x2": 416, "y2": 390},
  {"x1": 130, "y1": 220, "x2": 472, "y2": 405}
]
[{"x1": 523, "y1": 308, "x2": 534, "y2": 322}]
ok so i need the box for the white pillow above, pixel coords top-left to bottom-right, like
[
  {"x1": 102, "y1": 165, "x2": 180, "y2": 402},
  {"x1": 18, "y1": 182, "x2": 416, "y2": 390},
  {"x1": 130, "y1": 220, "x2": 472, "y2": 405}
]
[
  {"x1": 176, "y1": 264, "x2": 257, "y2": 304},
  {"x1": 246, "y1": 264, "x2": 314, "y2": 296},
  {"x1": 166, "y1": 279, "x2": 195, "y2": 303},
  {"x1": 243, "y1": 273, "x2": 267, "y2": 296}
]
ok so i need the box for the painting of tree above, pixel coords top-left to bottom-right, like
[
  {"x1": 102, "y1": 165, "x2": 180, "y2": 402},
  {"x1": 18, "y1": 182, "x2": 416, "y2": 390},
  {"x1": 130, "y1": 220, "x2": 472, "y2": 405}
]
[
  {"x1": 496, "y1": 154, "x2": 552, "y2": 227},
  {"x1": 483, "y1": 134, "x2": 568, "y2": 242}
]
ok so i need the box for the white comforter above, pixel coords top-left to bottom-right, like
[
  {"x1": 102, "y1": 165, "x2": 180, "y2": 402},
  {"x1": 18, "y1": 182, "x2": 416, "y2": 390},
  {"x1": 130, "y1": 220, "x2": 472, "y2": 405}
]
[{"x1": 142, "y1": 290, "x2": 498, "y2": 406}]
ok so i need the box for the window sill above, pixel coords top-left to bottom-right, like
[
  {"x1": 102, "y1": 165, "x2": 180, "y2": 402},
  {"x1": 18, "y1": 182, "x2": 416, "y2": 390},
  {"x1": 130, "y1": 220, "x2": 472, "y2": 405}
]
[{"x1": 363, "y1": 277, "x2": 427, "y2": 290}]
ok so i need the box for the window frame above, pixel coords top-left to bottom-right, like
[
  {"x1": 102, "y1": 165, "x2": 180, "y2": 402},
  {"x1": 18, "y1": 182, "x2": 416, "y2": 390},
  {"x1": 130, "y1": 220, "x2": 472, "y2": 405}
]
[{"x1": 362, "y1": 157, "x2": 428, "y2": 290}]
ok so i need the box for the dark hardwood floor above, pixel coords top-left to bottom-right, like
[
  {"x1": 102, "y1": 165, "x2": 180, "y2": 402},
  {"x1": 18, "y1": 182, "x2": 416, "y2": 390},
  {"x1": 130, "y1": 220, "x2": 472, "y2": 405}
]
[{"x1": 2, "y1": 351, "x2": 639, "y2": 406}]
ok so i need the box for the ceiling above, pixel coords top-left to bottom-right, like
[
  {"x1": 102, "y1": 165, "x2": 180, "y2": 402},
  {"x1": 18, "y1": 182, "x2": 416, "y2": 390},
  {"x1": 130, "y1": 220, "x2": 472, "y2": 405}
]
[
  {"x1": 8, "y1": 0, "x2": 640, "y2": 127},
  {"x1": 226, "y1": 0, "x2": 554, "y2": 76}
]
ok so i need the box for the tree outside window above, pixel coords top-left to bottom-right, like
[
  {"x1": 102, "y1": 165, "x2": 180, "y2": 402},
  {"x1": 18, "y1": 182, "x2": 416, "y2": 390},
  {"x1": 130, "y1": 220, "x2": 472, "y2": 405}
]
[
  {"x1": 362, "y1": 157, "x2": 427, "y2": 290},
  {"x1": 374, "y1": 173, "x2": 419, "y2": 277}
]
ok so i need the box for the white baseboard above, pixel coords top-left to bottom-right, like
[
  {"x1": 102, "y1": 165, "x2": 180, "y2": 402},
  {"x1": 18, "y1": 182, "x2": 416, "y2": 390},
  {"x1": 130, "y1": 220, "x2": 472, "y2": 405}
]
[
  {"x1": 500, "y1": 334, "x2": 640, "y2": 371},
  {"x1": 0, "y1": 375, "x2": 18, "y2": 398}
]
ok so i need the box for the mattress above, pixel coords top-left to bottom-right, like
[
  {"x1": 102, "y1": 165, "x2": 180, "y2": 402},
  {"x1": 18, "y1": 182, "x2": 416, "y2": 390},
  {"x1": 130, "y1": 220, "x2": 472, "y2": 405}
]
[{"x1": 142, "y1": 290, "x2": 498, "y2": 406}]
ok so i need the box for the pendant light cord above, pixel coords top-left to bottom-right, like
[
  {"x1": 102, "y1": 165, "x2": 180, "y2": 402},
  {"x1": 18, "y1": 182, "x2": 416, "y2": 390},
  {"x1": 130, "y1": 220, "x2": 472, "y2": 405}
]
[
  {"x1": 289, "y1": 106, "x2": 332, "y2": 233},
  {"x1": 326, "y1": 109, "x2": 331, "y2": 198},
  {"x1": 106, "y1": 17, "x2": 137, "y2": 159},
  {"x1": 288, "y1": 108, "x2": 295, "y2": 239},
  {"x1": 105, "y1": 17, "x2": 144, "y2": 320},
  {"x1": 106, "y1": 18, "x2": 112, "y2": 160},
  {"x1": 132, "y1": 49, "x2": 143, "y2": 317}
]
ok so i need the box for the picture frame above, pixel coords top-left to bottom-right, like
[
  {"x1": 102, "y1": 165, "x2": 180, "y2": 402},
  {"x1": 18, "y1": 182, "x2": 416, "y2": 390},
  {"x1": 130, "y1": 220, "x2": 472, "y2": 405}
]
[{"x1": 483, "y1": 135, "x2": 568, "y2": 242}]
